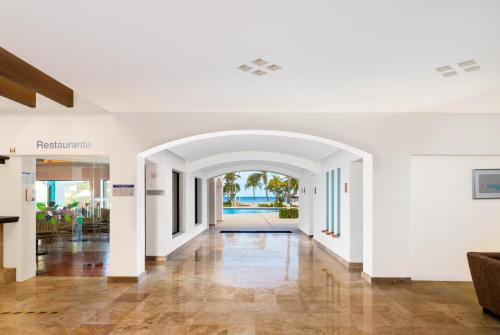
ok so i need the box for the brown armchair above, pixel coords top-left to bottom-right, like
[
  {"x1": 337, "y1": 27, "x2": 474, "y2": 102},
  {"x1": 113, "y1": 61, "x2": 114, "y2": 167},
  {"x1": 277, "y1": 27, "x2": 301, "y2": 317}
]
[{"x1": 467, "y1": 252, "x2": 500, "y2": 318}]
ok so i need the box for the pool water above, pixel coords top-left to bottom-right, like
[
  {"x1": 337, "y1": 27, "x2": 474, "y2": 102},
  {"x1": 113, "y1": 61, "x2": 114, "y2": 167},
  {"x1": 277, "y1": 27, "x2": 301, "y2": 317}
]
[{"x1": 223, "y1": 208, "x2": 280, "y2": 215}]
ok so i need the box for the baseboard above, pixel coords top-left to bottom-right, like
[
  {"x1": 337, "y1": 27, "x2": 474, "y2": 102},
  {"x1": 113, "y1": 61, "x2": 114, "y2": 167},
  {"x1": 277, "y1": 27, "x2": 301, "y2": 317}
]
[
  {"x1": 361, "y1": 271, "x2": 411, "y2": 285},
  {"x1": 145, "y1": 256, "x2": 167, "y2": 262},
  {"x1": 107, "y1": 271, "x2": 146, "y2": 283},
  {"x1": 166, "y1": 228, "x2": 206, "y2": 258},
  {"x1": 314, "y1": 240, "x2": 363, "y2": 273},
  {"x1": 297, "y1": 229, "x2": 313, "y2": 238}
]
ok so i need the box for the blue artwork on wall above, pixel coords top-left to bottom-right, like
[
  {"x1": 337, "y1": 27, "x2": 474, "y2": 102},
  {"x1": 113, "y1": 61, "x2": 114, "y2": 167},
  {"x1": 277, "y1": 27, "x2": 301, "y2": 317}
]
[{"x1": 473, "y1": 169, "x2": 500, "y2": 199}]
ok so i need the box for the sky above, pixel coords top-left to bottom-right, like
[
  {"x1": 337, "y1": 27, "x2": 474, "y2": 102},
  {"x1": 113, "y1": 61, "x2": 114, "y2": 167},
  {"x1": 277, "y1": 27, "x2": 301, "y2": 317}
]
[{"x1": 220, "y1": 170, "x2": 283, "y2": 197}]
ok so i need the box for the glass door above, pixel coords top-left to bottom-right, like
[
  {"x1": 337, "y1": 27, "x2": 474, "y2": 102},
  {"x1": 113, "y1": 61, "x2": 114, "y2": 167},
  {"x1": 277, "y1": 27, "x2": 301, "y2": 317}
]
[{"x1": 35, "y1": 159, "x2": 110, "y2": 276}]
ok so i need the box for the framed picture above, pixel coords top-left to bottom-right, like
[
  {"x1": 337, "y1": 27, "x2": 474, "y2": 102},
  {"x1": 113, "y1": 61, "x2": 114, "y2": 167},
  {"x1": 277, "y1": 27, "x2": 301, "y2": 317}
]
[{"x1": 472, "y1": 169, "x2": 500, "y2": 199}]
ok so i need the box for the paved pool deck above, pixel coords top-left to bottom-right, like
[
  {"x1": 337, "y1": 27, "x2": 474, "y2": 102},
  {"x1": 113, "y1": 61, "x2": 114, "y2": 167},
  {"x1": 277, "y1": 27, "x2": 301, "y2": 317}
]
[{"x1": 216, "y1": 212, "x2": 299, "y2": 231}]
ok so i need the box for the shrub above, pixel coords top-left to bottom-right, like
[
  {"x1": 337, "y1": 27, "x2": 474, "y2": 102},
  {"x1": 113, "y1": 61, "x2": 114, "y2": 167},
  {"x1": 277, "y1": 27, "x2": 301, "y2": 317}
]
[
  {"x1": 279, "y1": 208, "x2": 299, "y2": 219},
  {"x1": 258, "y1": 201, "x2": 284, "y2": 207},
  {"x1": 223, "y1": 200, "x2": 232, "y2": 207}
]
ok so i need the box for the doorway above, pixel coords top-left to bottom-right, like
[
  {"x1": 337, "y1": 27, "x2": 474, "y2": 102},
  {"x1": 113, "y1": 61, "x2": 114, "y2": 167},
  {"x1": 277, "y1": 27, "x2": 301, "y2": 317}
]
[
  {"x1": 213, "y1": 170, "x2": 300, "y2": 232},
  {"x1": 35, "y1": 158, "x2": 110, "y2": 276},
  {"x1": 172, "y1": 170, "x2": 180, "y2": 235}
]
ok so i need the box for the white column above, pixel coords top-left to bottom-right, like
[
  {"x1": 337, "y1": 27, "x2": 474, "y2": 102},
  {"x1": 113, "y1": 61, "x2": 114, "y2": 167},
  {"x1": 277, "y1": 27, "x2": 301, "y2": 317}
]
[
  {"x1": 109, "y1": 152, "x2": 144, "y2": 278},
  {"x1": 2, "y1": 157, "x2": 36, "y2": 281},
  {"x1": 215, "y1": 177, "x2": 223, "y2": 222},
  {"x1": 145, "y1": 163, "x2": 168, "y2": 257}
]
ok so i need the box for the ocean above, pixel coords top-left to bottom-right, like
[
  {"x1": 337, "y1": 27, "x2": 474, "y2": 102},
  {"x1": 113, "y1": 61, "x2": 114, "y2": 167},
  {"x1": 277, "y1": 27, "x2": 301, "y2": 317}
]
[{"x1": 224, "y1": 196, "x2": 276, "y2": 203}]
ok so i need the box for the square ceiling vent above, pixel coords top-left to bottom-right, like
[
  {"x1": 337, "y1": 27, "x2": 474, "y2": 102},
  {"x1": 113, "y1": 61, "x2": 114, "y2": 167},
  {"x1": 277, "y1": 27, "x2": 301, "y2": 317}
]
[
  {"x1": 435, "y1": 59, "x2": 482, "y2": 78},
  {"x1": 238, "y1": 58, "x2": 282, "y2": 77}
]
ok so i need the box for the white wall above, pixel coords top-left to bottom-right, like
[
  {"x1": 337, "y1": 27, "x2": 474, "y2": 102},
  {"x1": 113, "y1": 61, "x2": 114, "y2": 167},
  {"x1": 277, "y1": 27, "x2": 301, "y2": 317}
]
[
  {"x1": 1, "y1": 157, "x2": 36, "y2": 281},
  {"x1": 349, "y1": 160, "x2": 363, "y2": 263},
  {"x1": 410, "y1": 156, "x2": 500, "y2": 281},
  {"x1": 298, "y1": 170, "x2": 314, "y2": 235},
  {"x1": 313, "y1": 151, "x2": 362, "y2": 264},
  {"x1": 3, "y1": 112, "x2": 500, "y2": 280},
  {"x1": 146, "y1": 150, "x2": 207, "y2": 257}
]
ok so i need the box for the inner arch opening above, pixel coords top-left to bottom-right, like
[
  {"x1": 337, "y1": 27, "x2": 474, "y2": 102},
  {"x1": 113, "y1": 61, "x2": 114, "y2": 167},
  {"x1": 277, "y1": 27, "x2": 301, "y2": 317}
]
[{"x1": 137, "y1": 130, "x2": 373, "y2": 275}]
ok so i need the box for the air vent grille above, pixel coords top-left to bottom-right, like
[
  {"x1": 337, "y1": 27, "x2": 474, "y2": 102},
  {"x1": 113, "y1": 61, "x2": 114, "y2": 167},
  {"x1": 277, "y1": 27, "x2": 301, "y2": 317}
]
[
  {"x1": 238, "y1": 58, "x2": 282, "y2": 77},
  {"x1": 435, "y1": 59, "x2": 482, "y2": 78}
]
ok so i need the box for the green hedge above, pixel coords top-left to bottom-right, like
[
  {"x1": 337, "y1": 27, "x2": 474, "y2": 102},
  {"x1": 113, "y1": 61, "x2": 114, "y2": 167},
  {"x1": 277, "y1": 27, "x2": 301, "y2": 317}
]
[
  {"x1": 259, "y1": 201, "x2": 285, "y2": 208},
  {"x1": 223, "y1": 200, "x2": 232, "y2": 207},
  {"x1": 279, "y1": 208, "x2": 299, "y2": 219}
]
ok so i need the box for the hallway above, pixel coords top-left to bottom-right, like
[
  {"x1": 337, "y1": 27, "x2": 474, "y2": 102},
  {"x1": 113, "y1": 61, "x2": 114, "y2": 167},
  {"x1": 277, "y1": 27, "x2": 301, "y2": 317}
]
[{"x1": 1, "y1": 229, "x2": 498, "y2": 334}]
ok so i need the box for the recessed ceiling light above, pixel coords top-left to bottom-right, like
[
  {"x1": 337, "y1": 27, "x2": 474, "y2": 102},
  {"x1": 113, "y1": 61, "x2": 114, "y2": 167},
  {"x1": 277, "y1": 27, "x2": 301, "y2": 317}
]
[
  {"x1": 436, "y1": 65, "x2": 453, "y2": 73},
  {"x1": 441, "y1": 71, "x2": 458, "y2": 78},
  {"x1": 253, "y1": 70, "x2": 267, "y2": 76},
  {"x1": 267, "y1": 64, "x2": 282, "y2": 71},
  {"x1": 238, "y1": 65, "x2": 253, "y2": 72},
  {"x1": 464, "y1": 65, "x2": 481, "y2": 73},
  {"x1": 253, "y1": 58, "x2": 268, "y2": 66},
  {"x1": 458, "y1": 59, "x2": 476, "y2": 68}
]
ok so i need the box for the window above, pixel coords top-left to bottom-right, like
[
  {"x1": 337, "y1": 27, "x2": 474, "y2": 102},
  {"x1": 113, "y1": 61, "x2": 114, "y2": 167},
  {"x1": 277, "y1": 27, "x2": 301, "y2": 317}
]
[
  {"x1": 172, "y1": 171, "x2": 180, "y2": 235},
  {"x1": 35, "y1": 180, "x2": 91, "y2": 208},
  {"x1": 101, "y1": 180, "x2": 111, "y2": 209},
  {"x1": 331, "y1": 169, "x2": 335, "y2": 233},
  {"x1": 336, "y1": 168, "x2": 341, "y2": 236},
  {"x1": 325, "y1": 171, "x2": 329, "y2": 232},
  {"x1": 194, "y1": 177, "x2": 202, "y2": 224}
]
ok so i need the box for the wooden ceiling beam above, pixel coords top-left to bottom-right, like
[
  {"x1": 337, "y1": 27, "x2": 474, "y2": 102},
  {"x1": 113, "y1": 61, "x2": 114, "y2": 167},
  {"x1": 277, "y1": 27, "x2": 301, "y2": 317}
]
[
  {"x1": 0, "y1": 47, "x2": 73, "y2": 107},
  {"x1": 0, "y1": 75, "x2": 36, "y2": 107}
]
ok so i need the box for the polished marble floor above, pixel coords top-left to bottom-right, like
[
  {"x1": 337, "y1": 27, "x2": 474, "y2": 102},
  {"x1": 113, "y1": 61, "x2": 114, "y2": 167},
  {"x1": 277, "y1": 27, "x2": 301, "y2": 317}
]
[
  {"x1": 218, "y1": 212, "x2": 299, "y2": 232},
  {"x1": 1, "y1": 229, "x2": 499, "y2": 334},
  {"x1": 37, "y1": 236, "x2": 109, "y2": 277}
]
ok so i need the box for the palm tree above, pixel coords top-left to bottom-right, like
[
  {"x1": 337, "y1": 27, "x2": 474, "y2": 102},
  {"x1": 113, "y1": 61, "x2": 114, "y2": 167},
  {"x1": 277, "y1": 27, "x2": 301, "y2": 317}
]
[
  {"x1": 223, "y1": 172, "x2": 240, "y2": 206},
  {"x1": 286, "y1": 176, "x2": 292, "y2": 204},
  {"x1": 285, "y1": 176, "x2": 299, "y2": 204},
  {"x1": 267, "y1": 175, "x2": 287, "y2": 203},
  {"x1": 290, "y1": 178, "x2": 299, "y2": 196},
  {"x1": 245, "y1": 173, "x2": 262, "y2": 200},
  {"x1": 259, "y1": 171, "x2": 270, "y2": 202}
]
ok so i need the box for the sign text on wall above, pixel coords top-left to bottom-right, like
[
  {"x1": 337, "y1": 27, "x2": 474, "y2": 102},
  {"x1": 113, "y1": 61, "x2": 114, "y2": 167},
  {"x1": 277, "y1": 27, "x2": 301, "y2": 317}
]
[{"x1": 36, "y1": 141, "x2": 91, "y2": 150}]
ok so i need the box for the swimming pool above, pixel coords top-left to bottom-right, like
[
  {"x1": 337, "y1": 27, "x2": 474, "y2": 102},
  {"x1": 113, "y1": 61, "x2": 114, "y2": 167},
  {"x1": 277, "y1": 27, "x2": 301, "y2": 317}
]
[{"x1": 223, "y1": 208, "x2": 280, "y2": 215}]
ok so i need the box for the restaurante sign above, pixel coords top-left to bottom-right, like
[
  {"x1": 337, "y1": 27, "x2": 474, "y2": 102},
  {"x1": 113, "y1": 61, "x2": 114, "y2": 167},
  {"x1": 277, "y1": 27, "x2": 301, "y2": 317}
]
[{"x1": 36, "y1": 141, "x2": 91, "y2": 150}]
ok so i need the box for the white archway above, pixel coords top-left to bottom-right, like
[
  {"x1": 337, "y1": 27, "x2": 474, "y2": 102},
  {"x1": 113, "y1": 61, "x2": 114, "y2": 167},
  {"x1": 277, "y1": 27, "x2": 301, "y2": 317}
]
[
  {"x1": 187, "y1": 151, "x2": 321, "y2": 175},
  {"x1": 137, "y1": 130, "x2": 374, "y2": 274}
]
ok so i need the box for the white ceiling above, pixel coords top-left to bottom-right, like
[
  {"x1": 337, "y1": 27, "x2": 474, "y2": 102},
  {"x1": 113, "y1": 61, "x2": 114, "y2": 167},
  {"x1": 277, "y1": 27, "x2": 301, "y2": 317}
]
[
  {"x1": 1, "y1": 0, "x2": 500, "y2": 114},
  {"x1": 168, "y1": 134, "x2": 339, "y2": 161}
]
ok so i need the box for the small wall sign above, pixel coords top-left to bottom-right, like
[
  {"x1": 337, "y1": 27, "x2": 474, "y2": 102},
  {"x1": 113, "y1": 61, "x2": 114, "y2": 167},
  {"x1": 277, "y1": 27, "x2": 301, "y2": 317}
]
[
  {"x1": 36, "y1": 140, "x2": 91, "y2": 150},
  {"x1": 9, "y1": 147, "x2": 16, "y2": 154},
  {"x1": 112, "y1": 184, "x2": 135, "y2": 196}
]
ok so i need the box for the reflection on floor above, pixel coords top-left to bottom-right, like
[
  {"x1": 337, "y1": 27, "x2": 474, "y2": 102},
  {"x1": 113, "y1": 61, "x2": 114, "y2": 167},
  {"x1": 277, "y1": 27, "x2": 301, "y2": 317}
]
[
  {"x1": 1, "y1": 229, "x2": 499, "y2": 334},
  {"x1": 219, "y1": 212, "x2": 299, "y2": 232},
  {"x1": 36, "y1": 236, "x2": 109, "y2": 277}
]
